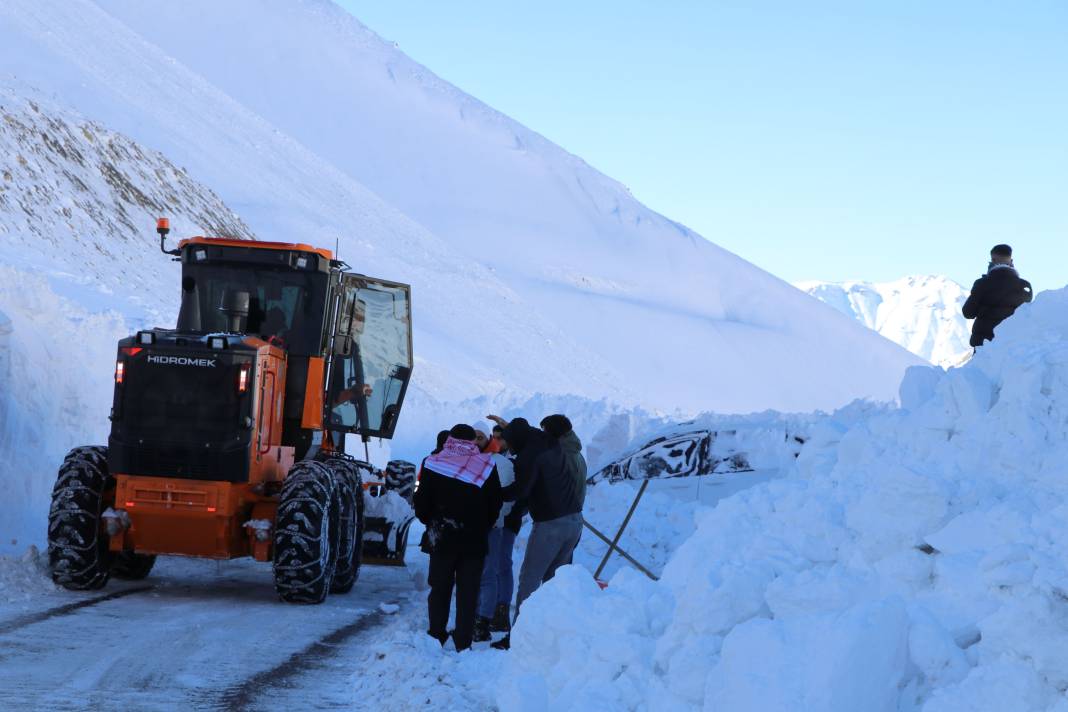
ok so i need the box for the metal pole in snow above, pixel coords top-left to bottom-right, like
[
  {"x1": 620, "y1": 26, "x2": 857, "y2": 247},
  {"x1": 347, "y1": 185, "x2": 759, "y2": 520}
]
[
  {"x1": 583, "y1": 518, "x2": 659, "y2": 581},
  {"x1": 593, "y1": 478, "x2": 650, "y2": 581}
]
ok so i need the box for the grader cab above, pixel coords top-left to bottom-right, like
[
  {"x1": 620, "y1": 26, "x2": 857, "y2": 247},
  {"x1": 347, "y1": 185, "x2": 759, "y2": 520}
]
[{"x1": 47, "y1": 220, "x2": 414, "y2": 603}]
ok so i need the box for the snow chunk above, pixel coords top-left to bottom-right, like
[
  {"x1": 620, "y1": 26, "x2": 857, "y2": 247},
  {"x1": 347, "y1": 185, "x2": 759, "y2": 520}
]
[
  {"x1": 0, "y1": 546, "x2": 56, "y2": 603},
  {"x1": 899, "y1": 364, "x2": 944, "y2": 411},
  {"x1": 706, "y1": 598, "x2": 910, "y2": 712},
  {"x1": 363, "y1": 490, "x2": 413, "y2": 526},
  {"x1": 242, "y1": 519, "x2": 272, "y2": 542}
]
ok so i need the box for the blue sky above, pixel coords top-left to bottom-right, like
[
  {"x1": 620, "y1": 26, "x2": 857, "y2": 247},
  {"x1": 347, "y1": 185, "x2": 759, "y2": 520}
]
[{"x1": 339, "y1": 1, "x2": 1067, "y2": 291}]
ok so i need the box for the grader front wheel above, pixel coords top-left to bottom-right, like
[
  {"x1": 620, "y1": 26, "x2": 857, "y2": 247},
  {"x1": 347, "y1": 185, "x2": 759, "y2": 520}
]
[
  {"x1": 272, "y1": 460, "x2": 340, "y2": 604},
  {"x1": 47, "y1": 446, "x2": 114, "y2": 590}
]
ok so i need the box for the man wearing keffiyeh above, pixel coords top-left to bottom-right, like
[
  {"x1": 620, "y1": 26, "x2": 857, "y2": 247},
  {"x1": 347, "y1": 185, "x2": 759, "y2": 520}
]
[{"x1": 413, "y1": 423, "x2": 503, "y2": 651}]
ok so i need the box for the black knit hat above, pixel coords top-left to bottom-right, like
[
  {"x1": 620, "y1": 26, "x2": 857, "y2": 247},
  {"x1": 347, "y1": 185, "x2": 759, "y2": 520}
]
[
  {"x1": 540, "y1": 414, "x2": 573, "y2": 439},
  {"x1": 991, "y1": 244, "x2": 1013, "y2": 257},
  {"x1": 432, "y1": 429, "x2": 450, "y2": 453},
  {"x1": 449, "y1": 423, "x2": 477, "y2": 441},
  {"x1": 501, "y1": 418, "x2": 532, "y2": 452}
]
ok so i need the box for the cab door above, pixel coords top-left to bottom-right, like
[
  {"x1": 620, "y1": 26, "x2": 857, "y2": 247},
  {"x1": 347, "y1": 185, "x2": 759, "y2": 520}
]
[{"x1": 325, "y1": 275, "x2": 412, "y2": 439}]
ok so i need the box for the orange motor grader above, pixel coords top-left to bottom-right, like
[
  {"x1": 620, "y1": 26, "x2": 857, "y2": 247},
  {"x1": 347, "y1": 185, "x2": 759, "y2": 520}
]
[{"x1": 47, "y1": 220, "x2": 413, "y2": 603}]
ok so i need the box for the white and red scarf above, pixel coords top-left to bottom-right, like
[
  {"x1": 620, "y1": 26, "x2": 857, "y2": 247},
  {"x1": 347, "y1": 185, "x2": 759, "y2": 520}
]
[{"x1": 424, "y1": 437, "x2": 495, "y2": 487}]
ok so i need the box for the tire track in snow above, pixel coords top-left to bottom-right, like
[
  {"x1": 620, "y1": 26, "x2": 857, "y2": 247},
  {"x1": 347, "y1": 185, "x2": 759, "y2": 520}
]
[
  {"x1": 0, "y1": 584, "x2": 154, "y2": 636},
  {"x1": 214, "y1": 606, "x2": 393, "y2": 711}
]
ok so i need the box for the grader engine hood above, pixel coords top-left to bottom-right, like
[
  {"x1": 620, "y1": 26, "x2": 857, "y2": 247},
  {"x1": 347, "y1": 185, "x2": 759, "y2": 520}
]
[{"x1": 108, "y1": 331, "x2": 259, "y2": 482}]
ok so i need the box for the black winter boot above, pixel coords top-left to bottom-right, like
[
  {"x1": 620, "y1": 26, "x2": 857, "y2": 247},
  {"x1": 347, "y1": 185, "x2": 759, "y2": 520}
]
[
  {"x1": 472, "y1": 616, "x2": 492, "y2": 643},
  {"x1": 490, "y1": 603, "x2": 510, "y2": 632},
  {"x1": 490, "y1": 634, "x2": 510, "y2": 650}
]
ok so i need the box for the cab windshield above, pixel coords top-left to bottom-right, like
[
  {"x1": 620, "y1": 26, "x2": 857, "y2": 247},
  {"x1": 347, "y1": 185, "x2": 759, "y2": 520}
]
[{"x1": 186, "y1": 265, "x2": 328, "y2": 355}]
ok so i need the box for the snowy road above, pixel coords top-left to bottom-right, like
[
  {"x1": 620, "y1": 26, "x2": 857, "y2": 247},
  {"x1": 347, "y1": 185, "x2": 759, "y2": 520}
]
[
  {"x1": 0, "y1": 557, "x2": 414, "y2": 711},
  {"x1": 0, "y1": 469, "x2": 780, "y2": 711}
]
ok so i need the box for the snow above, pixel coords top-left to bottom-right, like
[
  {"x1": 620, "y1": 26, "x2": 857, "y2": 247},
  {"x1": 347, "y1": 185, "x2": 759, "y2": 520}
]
[
  {"x1": 363, "y1": 490, "x2": 413, "y2": 526},
  {"x1": 0, "y1": 1, "x2": 1051, "y2": 705},
  {"x1": 337, "y1": 286, "x2": 1065, "y2": 712},
  {"x1": 482, "y1": 287, "x2": 1064, "y2": 711},
  {"x1": 705, "y1": 598, "x2": 910, "y2": 712},
  {"x1": 0, "y1": 0, "x2": 926, "y2": 551},
  {"x1": 0, "y1": 284, "x2": 1057, "y2": 710},
  {"x1": 0, "y1": 267, "x2": 130, "y2": 550},
  {"x1": 93, "y1": 0, "x2": 922, "y2": 412},
  {"x1": 0, "y1": 0, "x2": 920, "y2": 397},
  {"x1": 797, "y1": 275, "x2": 973, "y2": 367},
  {"x1": 0, "y1": 556, "x2": 419, "y2": 708},
  {"x1": 242, "y1": 519, "x2": 272, "y2": 541},
  {"x1": 0, "y1": 546, "x2": 55, "y2": 603}
]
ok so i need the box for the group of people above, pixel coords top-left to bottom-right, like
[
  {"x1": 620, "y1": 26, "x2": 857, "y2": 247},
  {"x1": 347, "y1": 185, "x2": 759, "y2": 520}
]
[{"x1": 412, "y1": 413, "x2": 587, "y2": 651}]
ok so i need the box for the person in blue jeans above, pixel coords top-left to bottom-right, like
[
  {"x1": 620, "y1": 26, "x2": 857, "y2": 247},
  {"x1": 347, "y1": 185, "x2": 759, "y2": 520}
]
[{"x1": 473, "y1": 425, "x2": 517, "y2": 641}]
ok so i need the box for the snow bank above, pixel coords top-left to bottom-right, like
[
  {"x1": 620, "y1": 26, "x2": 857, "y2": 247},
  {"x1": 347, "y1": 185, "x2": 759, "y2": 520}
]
[
  {"x1": 496, "y1": 289, "x2": 1068, "y2": 711},
  {"x1": 0, "y1": 267, "x2": 129, "y2": 550},
  {"x1": 0, "y1": 545, "x2": 55, "y2": 603},
  {"x1": 363, "y1": 490, "x2": 413, "y2": 526},
  {"x1": 574, "y1": 483, "x2": 706, "y2": 580},
  {"x1": 346, "y1": 592, "x2": 503, "y2": 711}
]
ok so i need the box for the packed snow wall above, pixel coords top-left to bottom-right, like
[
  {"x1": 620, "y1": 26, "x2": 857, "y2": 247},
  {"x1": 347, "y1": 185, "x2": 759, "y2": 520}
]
[{"x1": 0, "y1": 270, "x2": 129, "y2": 550}]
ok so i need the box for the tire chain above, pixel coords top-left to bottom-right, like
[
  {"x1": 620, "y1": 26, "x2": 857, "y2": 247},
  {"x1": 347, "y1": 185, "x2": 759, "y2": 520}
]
[
  {"x1": 272, "y1": 460, "x2": 339, "y2": 604},
  {"x1": 317, "y1": 456, "x2": 366, "y2": 594},
  {"x1": 47, "y1": 445, "x2": 113, "y2": 590}
]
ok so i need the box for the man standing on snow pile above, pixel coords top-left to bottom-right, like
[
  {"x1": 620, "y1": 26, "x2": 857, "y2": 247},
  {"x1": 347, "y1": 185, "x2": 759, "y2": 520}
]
[
  {"x1": 414, "y1": 424, "x2": 503, "y2": 651},
  {"x1": 962, "y1": 244, "x2": 1033, "y2": 348},
  {"x1": 487, "y1": 414, "x2": 587, "y2": 650}
]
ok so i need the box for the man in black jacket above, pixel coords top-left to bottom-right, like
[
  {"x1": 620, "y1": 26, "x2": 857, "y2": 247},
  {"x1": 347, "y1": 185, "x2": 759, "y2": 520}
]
[
  {"x1": 413, "y1": 424, "x2": 503, "y2": 651},
  {"x1": 962, "y1": 244, "x2": 1033, "y2": 348},
  {"x1": 498, "y1": 416, "x2": 584, "y2": 609},
  {"x1": 484, "y1": 414, "x2": 585, "y2": 650}
]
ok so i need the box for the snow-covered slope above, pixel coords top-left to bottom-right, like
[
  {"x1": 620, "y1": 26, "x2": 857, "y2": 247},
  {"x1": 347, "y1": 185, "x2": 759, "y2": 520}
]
[
  {"x1": 0, "y1": 3, "x2": 615, "y2": 408},
  {"x1": 0, "y1": 89, "x2": 254, "y2": 320},
  {"x1": 0, "y1": 0, "x2": 921, "y2": 417},
  {"x1": 0, "y1": 1, "x2": 924, "y2": 549},
  {"x1": 797, "y1": 276, "x2": 972, "y2": 368}
]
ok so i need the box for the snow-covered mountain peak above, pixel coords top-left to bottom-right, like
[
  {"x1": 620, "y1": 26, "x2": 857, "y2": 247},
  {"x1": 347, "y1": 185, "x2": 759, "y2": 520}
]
[{"x1": 796, "y1": 275, "x2": 972, "y2": 367}]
